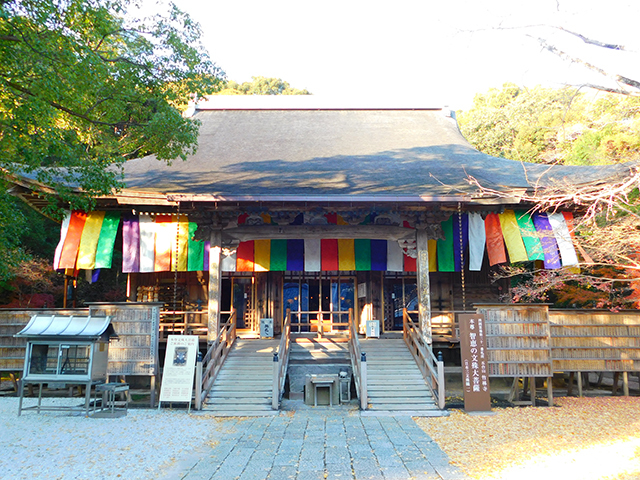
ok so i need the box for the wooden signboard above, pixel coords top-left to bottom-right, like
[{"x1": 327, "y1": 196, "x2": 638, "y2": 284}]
[
  {"x1": 459, "y1": 314, "x2": 491, "y2": 412},
  {"x1": 159, "y1": 335, "x2": 199, "y2": 408}
]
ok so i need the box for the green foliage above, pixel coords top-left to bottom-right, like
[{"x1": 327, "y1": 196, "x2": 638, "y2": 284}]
[
  {"x1": 0, "y1": 0, "x2": 224, "y2": 288},
  {"x1": 217, "y1": 76, "x2": 310, "y2": 96},
  {"x1": 458, "y1": 84, "x2": 640, "y2": 166},
  {"x1": 0, "y1": 0, "x2": 224, "y2": 207}
]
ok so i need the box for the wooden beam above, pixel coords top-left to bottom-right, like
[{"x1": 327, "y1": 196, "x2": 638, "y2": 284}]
[
  {"x1": 208, "y1": 230, "x2": 222, "y2": 343},
  {"x1": 416, "y1": 228, "x2": 432, "y2": 345},
  {"x1": 223, "y1": 224, "x2": 416, "y2": 242}
]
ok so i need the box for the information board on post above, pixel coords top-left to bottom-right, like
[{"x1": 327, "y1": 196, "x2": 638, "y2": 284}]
[
  {"x1": 459, "y1": 314, "x2": 491, "y2": 412},
  {"x1": 159, "y1": 335, "x2": 199, "y2": 406}
]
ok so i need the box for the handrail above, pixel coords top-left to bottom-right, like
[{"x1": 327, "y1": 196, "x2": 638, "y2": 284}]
[
  {"x1": 403, "y1": 308, "x2": 445, "y2": 409},
  {"x1": 195, "y1": 310, "x2": 237, "y2": 410},
  {"x1": 272, "y1": 309, "x2": 292, "y2": 410},
  {"x1": 348, "y1": 308, "x2": 367, "y2": 410}
]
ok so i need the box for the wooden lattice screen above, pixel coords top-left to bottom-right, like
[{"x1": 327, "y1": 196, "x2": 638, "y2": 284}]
[
  {"x1": 476, "y1": 304, "x2": 553, "y2": 377},
  {"x1": 549, "y1": 310, "x2": 640, "y2": 372}
]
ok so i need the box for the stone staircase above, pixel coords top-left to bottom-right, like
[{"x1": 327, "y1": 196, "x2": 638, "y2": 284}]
[
  {"x1": 361, "y1": 338, "x2": 442, "y2": 414},
  {"x1": 287, "y1": 334, "x2": 351, "y2": 399},
  {"x1": 202, "y1": 339, "x2": 279, "y2": 416}
]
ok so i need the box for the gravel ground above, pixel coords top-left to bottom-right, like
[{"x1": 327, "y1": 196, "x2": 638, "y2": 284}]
[
  {"x1": 415, "y1": 396, "x2": 640, "y2": 480},
  {"x1": 0, "y1": 397, "x2": 220, "y2": 480},
  {"x1": 4, "y1": 394, "x2": 640, "y2": 480}
]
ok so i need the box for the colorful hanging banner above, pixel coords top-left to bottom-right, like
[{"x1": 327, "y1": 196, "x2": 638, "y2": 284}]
[
  {"x1": 305, "y1": 238, "x2": 321, "y2": 272},
  {"x1": 437, "y1": 216, "x2": 455, "y2": 272},
  {"x1": 287, "y1": 239, "x2": 305, "y2": 271},
  {"x1": 76, "y1": 211, "x2": 105, "y2": 270},
  {"x1": 138, "y1": 215, "x2": 156, "y2": 273},
  {"x1": 532, "y1": 213, "x2": 561, "y2": 269},
  {"x1": 321, "y1": 239, "x2": 339, "y2": 271},
  {"x1": 468, "y1": 212, "x2": 486, "y2": 271},
  {"x1": 254, "y1": 239, "x2": 271, "y2": 272},
  {"x1": 370, "y1": 240, "x2": 387, "y2": 271},
  {"x1": 187, "y1": 221, "x2": 205, "y2": 271},
  {"x1": 174, "y1": 215, "x2": 189, "y2": 272},
  {"x1": 404, "y1": 253, "x2": 417, "y2": 272},
  {"x1": 548, "y1": 213, "x2": 579, "y2": 267},
  {"x1": 94, "y1": 212, "x2": 120, "y2": 270},
  {"x1": 53, "y1": 211, "x2": 72, "y2": 271},
  {"x1": 498, "y1": 210, "x2": 528, "y2": 263},
  {"x1": 270, "y1": 239, "x2": 288, "y2": 271},
  {"x1": 484, "y1": 213, "x2": 507, "y2": 266},
  {"x1": 428, "y1": 239, "x2": 437, "y2": 272},
  {"x1": 122, "y1": 214, "x2": 140, "y2": 273},
  {"x1": 387, "y1": 240, "x2": 404, "y2": 272},
  {"x1": 515, "y1": 211, "x2": 544, "y2": 261},
  {"x1": 355, "y1": 239, "x2": 371, "y2": 271},
  {"x1": 338, "y1": 239, "x2": 356, "y2": 271},
  {"x1": 154, "y1": 215, "x2": 173, "y2": 272},
  {"x1": 58, "y1": 211, "x2": 88, "y2": 270},
  {"x1": 236, "y1": 241, "x2": 255, "y2": 271}
]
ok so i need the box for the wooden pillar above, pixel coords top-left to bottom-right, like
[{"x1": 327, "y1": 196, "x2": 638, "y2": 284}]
[
  {"x1": 207, "y1": 229, "x2": 222, "y2": 343},
  {"x1": 416, "y1": 228, "x2": 432, "y2": 345}
]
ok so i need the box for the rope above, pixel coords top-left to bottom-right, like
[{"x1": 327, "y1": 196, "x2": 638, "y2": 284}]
[
  {"x1": 458, "y1": 202, "x2": 467, "y2": 311},
  {"x1": 173, "y1": 203, "x2": 180, "y2": 326}
]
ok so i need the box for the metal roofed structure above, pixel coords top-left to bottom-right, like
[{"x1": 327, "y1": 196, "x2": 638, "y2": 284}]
[{"x1": 16, "y1": 314, "x2": 112, "y2": 339}]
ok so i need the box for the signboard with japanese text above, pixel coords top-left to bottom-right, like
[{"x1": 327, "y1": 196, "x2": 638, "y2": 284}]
[
  {"x1": 159, "y1": 335, "x2": 199, "y2": 404},
  {"x1": 459, "y1": 314, "x2": 491, "y2": 412}
]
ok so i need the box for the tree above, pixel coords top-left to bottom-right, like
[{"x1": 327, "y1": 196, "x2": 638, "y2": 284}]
[
  {"x1": 460, "y1": 85, "x2": 640, "y2": 308},
  {"x1": 0, "y1": 0, "x2": 223, "y2": 280},
  {"x1": 216, "y1": 76, "x2": 310, "y2": 95},
  {"x1": 459, "y1": 84, "x2": 640, "y2": 166}
]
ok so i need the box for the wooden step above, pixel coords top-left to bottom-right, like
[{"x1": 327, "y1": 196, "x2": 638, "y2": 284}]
[
  {"x1": 203, "y1": 339, "x2": 280, "y2": 414},
  {"x1": 363, "y1": 339, "x2": 439, "y2": 413}
]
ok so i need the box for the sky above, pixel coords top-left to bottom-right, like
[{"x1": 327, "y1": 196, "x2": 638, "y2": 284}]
[{"x1": 136, "y1": 0, "x2": 640, "y2": 109}]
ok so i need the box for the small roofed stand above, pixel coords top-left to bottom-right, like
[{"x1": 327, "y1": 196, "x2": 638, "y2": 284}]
[{"x1": 16, "y1": 314, "x2": 114, "y2": 416}]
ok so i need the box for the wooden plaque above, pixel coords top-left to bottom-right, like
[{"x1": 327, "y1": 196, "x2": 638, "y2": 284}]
[{"x1": 459, "y1": 314, "x2": 491, "y2": 412}]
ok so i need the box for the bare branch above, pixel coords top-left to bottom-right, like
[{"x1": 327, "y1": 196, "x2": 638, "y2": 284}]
[{"x1": 559, "y1": 27, "x2": 626, "y2": 51}]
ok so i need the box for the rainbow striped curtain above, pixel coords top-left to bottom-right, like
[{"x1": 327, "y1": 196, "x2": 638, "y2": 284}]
[{"x1": 54, "y1": 210, "x2": 582, "y2": 274}]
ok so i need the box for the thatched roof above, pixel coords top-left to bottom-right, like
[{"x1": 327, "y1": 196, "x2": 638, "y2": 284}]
[{"x1": 120, "y1": 96, "x2": 628, "y2": 203}]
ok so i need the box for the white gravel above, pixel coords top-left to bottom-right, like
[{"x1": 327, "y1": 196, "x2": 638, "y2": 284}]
[{"x1": 0, "y1": 397, "x2": 219, "y2": 480}]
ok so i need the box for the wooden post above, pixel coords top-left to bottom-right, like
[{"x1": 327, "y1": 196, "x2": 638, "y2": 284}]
[
  {"x1": 360, "y1": 353, "x2": 368, "y2": 410},
  {"x1": 613, "y1": 372, "x2": 620, "y2": 395},
  {"x1": 568, "y1": 372, "x2": 574, "y2": 396},
  {"x1": 416, "y1": 229, "x2": 432, "y2": 345},
  {"x1": 530, "y1": 377, "x2": 536, "y2": 406},
  {"x1": 437, "y1": 359, "x2": 445, "y2": 409},
  {"x1": 272, "y1": 353, "x2": 279, "y2": 410},
  {"x1": 577, "y1": 371, "x2": 583, "y2": 397},
  {"x1": 547, "y1": 376, "x2": 554, "y2": 407},
  {"x1": 195, "y1": 358, "x2": 203, "y2": 410},
  {"x1": 208, "y1": 230, "x2": 222, "y2": 344},
  {"x1": 623, "y1": 371, "x2": 629, "y2": 397}
]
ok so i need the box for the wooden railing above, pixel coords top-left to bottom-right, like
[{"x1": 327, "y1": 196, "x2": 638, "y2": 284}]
[
  {"x1": 405, "y1": 310, "x2": 464, "y2": 342},
  {"x1": 272, "y1": 309, "x2": 292, "y2": 410},
  {"x1": 348, "y1": 308, "x2": 367, "y2": 410},
  {"x1": 286, "y1": 310, "x2": 351, "y2": 335},
  {"x1": 159, "y1": 310, "x2": 208, "y2": 339},
  {"x1": 403, "y1": 308, "x2": 445, "y2": 409},
  {"x1": 195, "y1": 311, "x2": 236, "y2": 410}
]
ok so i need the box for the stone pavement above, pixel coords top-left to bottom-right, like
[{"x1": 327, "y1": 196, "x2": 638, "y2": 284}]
[{"x1": 162, "y1": 402, "x2": 469, "y2": 480}]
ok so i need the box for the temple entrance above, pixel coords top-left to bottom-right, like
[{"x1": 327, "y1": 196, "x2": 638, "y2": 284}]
[
  {"x1": 384, "y1": 277, "x2": 418, "y2": 331},
  {"x1": 283, "y1": 275, "x2": 356, "y2": 333}
]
